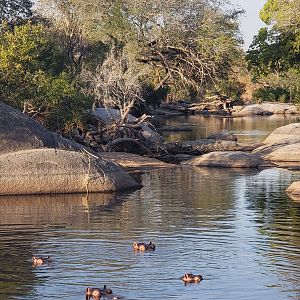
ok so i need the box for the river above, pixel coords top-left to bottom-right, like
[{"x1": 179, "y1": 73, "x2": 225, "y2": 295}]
[
  {"x1": 0, "y1": 115, "x2": 300, "y2": 300},
  {"x1": 153, "y1": 114, "x2": 300, "y2": 144}
]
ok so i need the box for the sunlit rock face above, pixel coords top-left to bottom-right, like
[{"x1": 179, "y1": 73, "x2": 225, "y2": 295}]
[
  {"x1": 264, "y1": 143, "x2": 300, "y2": 167},
  {"x1": 232, "y1": 103, "x2": 299, "y2": 116},
  {"x1": 253, "y1": 123, "x2": 300, "y2": 168},
  {"x1": 286, "y1": 181, "x2": 300, "y2": 201},
  {"x1": 183, "y1": 151, "x2": 263, "y2": 168},
  {"x1": 263, "y1": 123, "x2": 300, "y2": 145},
  {"x1": 0, "y1": 149, "x2": 141, "y2": 195},
  {"x1": 0, "y1": 102, "x2": 141, "y2": 194}
]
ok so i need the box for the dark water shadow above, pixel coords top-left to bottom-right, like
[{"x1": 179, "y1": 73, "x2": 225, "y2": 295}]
[
  {"x1": 0, "y1": 193, "x2": 120, "y2": 225},
  {"x1": 0, "y1": 192, "x2": 125, "y2": 299}
]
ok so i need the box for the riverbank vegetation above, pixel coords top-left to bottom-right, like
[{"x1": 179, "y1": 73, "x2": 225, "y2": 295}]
[
  {"x1": 0, "y1": 0, "x2": 299, "y2": 138},
  {"x1": 0, "y1": 0, "x2": 244, "y2": 134},
  {"x1": 246, "y1": 0, "x2": 300, "y2": 103}
]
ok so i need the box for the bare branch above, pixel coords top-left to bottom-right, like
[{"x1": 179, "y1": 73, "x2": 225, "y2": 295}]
[{"x1": 82, "y1": 48, "x2": 144, "y2": 126}]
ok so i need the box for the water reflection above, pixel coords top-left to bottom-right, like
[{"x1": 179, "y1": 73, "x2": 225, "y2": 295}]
[
  {"x1": 241, "y1": 169, "x2": 300, "y2": 293},
  {"x1": 0, "y1": 193, "x2": 119, "y2": 299},
  {"x1": 153, "y1": 114, "x2": 300, "y2": 144},
  {"x1": 0, "y1": 193, "x2": 118, "y2": 225},
  {"x1": 0, "y1": 168, "x2": 300, "y2": 299}
]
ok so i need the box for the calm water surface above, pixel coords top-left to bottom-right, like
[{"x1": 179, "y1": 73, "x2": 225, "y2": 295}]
[
  {"x1": 1, "y1": 116, "x2": 300, "y2": 300},
  {"x1": 1, "y1": 168, "x2": 300, "y2": 300},
  {"x1": 153, "y1": 114, "x2": 300, "y2": 144}
]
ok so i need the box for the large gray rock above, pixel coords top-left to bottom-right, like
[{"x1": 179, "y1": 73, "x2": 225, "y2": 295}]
[
  {"x1": 0, "y1": 149, "x2": 140, "y2": 195},
  {"x1": 232, "y1": 105, "x2": 272, "y2": 116},
  {"x1": 254, "y1": 123, "x2": 300, "y2": 156},
  {"x1": 263, "y1": 123, "x2": 300, "y2": 145},
  {"x1": 263, "y1": 143, "x2": 300, "y2": 167},
  {"x1": 183, "y1": 151, "x2": 263, "y2": 168},
  {"x1": 260, "y1": 103, "x2": 299, "y2": 114},
  {"x1": 0, "y1": 101, "x2": 83, "y2": 154},
  {"x1": 233, "y1": 103, "x2": 298, "y2": 116}
]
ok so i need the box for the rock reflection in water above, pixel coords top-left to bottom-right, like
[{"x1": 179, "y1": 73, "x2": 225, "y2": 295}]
[
  {"x1": 241, "y1": 169, "x2": 300, "y2": 292},
  {"x1": 153, "y1": 114, "x2": 300, "y2": 143},
  {"x1": 0, "y1": 193, "x2": 117, "y2": 299},
  {"x1": 0, "y1": 193, "x2": 118, "y2": 225},
  {"x1": 0, "y1": 168, "x2": 300, "y2": 299}
]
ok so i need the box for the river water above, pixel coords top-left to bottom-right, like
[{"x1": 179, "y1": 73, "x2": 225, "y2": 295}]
[
  {"x1": 1, "y1": 116, "x2": 300, "y2": 300},
  {"x1": 153, "y1": 114, "x2": 300, "y2": 144}
]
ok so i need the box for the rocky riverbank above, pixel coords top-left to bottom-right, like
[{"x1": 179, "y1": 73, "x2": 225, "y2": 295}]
[
  {"x1": 155, "y1": 101, "x2": 299, "y2": 117},
  {"x1": 0, "y1": 102, "x2": 142, "y2": 195},
  {"x1": 1, "y1": 100, "x2": 300, "y2": 195},
  {"x1": 182, "y1": 122, "x2": 300, "y2": 169}
]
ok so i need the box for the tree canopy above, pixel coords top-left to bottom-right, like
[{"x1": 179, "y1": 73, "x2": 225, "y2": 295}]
[
  {"x1": 260, "y1": 0, "x2": 300, "y2": 31},
  {"x1": 0, "y1": 0, "x2": 245, "y2": 133},
  {"x1": 0, "y1": 22, "x2": 90, "y2": 131},
  {"x1": 246, "y1": 0, "x2": 300, "y2": 102},
  {"x1": 104, "y1": 0, "x2": 243, "y2": 99},
  {"x1": 37, "y1": 0, "x2": 244, "y2": 100}
]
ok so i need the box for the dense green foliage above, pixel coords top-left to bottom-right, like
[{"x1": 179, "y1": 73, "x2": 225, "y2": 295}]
[
  {"x1": 0, "y1": 0, "x2": 245, "y2": 133},
  {"x1": 259, "y1": 0, "x2": 300, "y2": 32},
  {"x1": 0, "y1": 22, "x2": 91, "y2": 131},
  {"x1": 97, "y1": 0, "x2": 244, "y2": 101},
  {"x1": 246, "y1": 0, "x2": 300, "y2": 103}
]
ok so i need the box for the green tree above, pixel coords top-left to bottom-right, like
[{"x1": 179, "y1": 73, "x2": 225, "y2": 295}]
[
  {"x1": 260, "y1": 0, "x2": 300, "y2": 32},
  {"x1": 0, "y1": 22, "x2": 91, "y2": 131},
  {"x1": 247, "y1": 28, "x2": 298, "y2": 77},
  {"x1": 36, "y1": 0, "x2": 109, "y2": 73},
  {"x1": 246, "y1": 0, "x2": 300, "y2": 102},
  {"x1": 102, "y1": 0, "x2": 244, "y2": 100},
  {"x1": 38, "y1": 0, "x2": 244, "y2": 102}
]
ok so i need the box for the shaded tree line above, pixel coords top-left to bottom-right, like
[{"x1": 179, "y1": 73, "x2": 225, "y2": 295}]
[
  {"x1": 0, "y1": 0, "x2": 245, "y2": 135},
  {"x1": 246, "y1": 0, "x2": 300, "y2": 103}
]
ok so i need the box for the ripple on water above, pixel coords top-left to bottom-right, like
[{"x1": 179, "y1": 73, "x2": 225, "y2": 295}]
[{"x1": 0, "y1": 167, "x2": 300, "y2": 299}]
